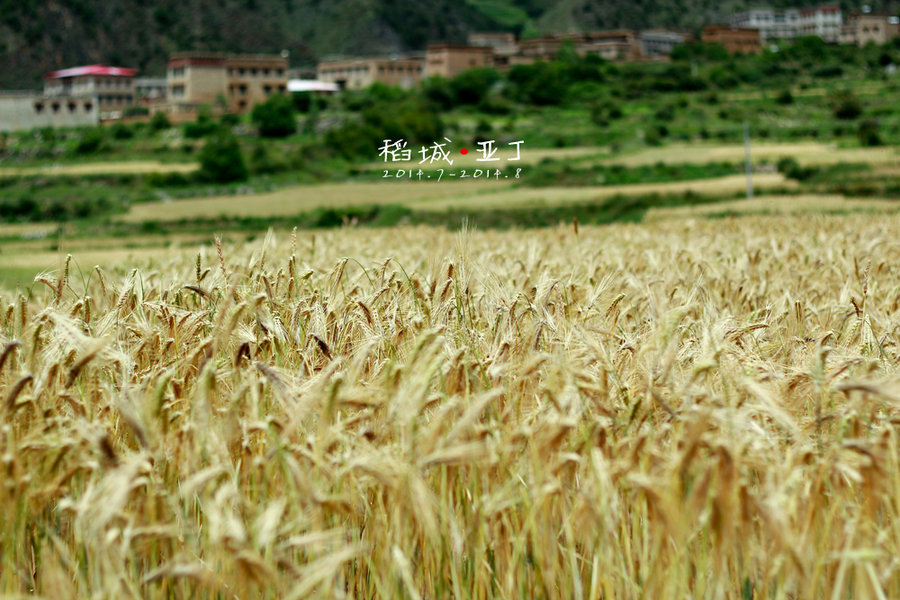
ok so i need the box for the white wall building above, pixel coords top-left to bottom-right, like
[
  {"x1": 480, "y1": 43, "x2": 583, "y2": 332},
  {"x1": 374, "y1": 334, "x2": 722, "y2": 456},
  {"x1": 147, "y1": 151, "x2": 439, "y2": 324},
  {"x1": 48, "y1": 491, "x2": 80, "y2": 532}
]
[
  {"x1": 731, "y1": 5, "x2": 841, "y2": 42},
  {"x1": 0, "y1": 91, "x2": 98, "y2": 132},
  {"x1": 798, "y1": 5, "x2": 843, "y2": 42}
]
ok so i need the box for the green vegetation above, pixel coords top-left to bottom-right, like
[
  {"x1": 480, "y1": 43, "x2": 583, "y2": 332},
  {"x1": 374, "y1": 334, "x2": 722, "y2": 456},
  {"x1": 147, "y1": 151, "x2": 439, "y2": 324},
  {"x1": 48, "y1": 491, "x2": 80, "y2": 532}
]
[
  {"x1": 3, "y1": 35, "x2": 900, "y2": 237},
  {"x1": 198, "y1": 133, "x2": 249, "y2": 182},
  {"x1": 523, "y1": 160, "x2": 741, "y2": 187},
  {"x1": 251, "y1": 94, "x2": 297, "y2": 138}
]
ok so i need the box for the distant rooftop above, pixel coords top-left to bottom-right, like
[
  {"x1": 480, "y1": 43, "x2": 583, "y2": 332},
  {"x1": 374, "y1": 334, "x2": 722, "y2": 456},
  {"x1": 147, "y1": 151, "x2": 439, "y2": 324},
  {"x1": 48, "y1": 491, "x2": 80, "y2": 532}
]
[{"x1": 45, "y1": 65, "x2": 137, "y2": 79}]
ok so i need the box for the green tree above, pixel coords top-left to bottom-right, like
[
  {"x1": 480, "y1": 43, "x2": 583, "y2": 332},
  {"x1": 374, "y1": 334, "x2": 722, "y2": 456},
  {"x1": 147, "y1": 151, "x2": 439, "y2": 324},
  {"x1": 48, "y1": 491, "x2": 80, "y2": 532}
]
[
  {"x1": 149, "y1": 111, "x2": 171, "y2": 131},
  {"x1": 858, "y1": 119, "x2": 882, "y2": 147},
  {"x1": 184, "y1": 106, "x2": 219, "y2": 138},
  {"x1": 251, "y1": 94, "x2": 297, "y2": 138},
  {"x1": 199, "y1": 133, "x2": 248, "y2": 182},
  {"x1": 831, "y1": 90, "x2": 862, "y2": 120},
  {"x1": 450, "y1": 67, "x2": 500, "y2": 105}
]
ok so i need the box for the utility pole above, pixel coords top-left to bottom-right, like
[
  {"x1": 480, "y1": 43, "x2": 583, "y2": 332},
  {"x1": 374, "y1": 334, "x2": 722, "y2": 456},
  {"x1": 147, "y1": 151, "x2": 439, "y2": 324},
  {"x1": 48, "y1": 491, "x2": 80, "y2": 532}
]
[{"x1": 743, "y1": 121, "x2": 753, "y2": 200}]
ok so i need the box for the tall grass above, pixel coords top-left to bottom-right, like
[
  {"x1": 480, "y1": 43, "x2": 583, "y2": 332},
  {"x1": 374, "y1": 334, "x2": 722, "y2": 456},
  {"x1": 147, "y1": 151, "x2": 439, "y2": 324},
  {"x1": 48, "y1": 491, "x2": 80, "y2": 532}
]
[{"x1": 2, "y1": 216, "x2": 900, "y2": 598}]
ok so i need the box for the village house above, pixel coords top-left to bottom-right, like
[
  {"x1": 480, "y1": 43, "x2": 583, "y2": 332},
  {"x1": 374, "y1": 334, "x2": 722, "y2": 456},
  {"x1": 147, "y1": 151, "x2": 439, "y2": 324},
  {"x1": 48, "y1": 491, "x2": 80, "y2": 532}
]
[
  {"x1": 43, "y1": 64, "x2": 137, "y2": 115},
  {"x1": 640, "y1": 30, "x2": 691, "y2": 58},
  {"x1": 317, "y1": 55, "x2": 424, "y2": 90},
  {"x1": 702, "y1": 25, "x2": 763, "y2": 54},
  {"x1": 839, "y1": 10, "x2": 900, "y2": 46},
  {"x1": 425, "y1": 44, "x2": 494, "y2": 78},
  {"x1": 167, "y1": 52, "x2": 288, "y2": 113},
  {"x1": 730, "y1": 5, "x2": 842, "y2": 43},
  {"x1": 0, "y1": 64, "x2": 136, "y2": 131}
]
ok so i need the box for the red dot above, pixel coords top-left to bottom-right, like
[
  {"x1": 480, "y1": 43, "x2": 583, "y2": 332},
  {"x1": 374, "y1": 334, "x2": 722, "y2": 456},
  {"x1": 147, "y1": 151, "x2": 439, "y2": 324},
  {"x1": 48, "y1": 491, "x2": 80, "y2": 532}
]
[{"x1": 460, "y1": 148, "x2": 468, "y2": 155}]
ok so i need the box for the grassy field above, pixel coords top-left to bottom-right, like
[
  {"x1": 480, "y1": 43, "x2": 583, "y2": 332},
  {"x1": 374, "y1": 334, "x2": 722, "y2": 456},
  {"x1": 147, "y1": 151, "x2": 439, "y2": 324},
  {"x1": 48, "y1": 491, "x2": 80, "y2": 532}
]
[
  {"x1": 603, "y1": 142, "x2": 900, "y2": 167},
  {"x1": 2, "y1": 215, "x2": 900, "y2": 597},
  {"x1": 116, "y1": 181, "x2": 512, "y2": 223},
  {"x1": 111, "y1": 173, "x2": 791, "y2": 223},
  {"x1": 644, "y1": 194, "x2": 900, "y2": 220},
  {"x1": 0, "y1": 161, "x2": 198, "y2": 177}
]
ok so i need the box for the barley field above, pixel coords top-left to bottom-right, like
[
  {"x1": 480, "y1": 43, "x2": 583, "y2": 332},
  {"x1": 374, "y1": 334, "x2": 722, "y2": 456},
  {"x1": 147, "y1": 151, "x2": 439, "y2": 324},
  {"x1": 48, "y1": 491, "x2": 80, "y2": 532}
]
[{"x1": 2, "y1": 215, "x2": 900, "y2": 598}]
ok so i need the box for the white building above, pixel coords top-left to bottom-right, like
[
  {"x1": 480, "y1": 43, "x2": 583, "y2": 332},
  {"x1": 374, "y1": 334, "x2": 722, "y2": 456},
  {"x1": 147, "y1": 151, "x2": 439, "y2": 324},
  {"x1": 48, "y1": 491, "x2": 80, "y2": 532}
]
[
  {"x1": 640, "y1": 30, "x2": 689, "y2": 57},
  {"x1": 798, "y1": 5, "x2": 843, "y2": 42},
  {"x1": 44, "y1": 65, "x2": 137, "y2": 116},
  {"x1": 731, "y1": 5, "x2": 841, "y2": 42},
  {"x1": 0, "y1": 91, "x2": 98, "y2": 132},
  {"x1": 731, "y1": 8, "x2": 801, "y2": 41}
]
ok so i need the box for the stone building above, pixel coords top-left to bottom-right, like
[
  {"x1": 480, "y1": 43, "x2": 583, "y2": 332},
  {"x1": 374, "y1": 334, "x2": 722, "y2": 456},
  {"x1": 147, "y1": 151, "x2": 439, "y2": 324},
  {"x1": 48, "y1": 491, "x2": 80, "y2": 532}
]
[
  {"x1": 839, "y1": 11, "x2": 900, "y2": 46},
  {"x1": 317, "y1": 56, "x2": 424, "y2": 89},
  {"x1": 0, "y1": 91, "x2": 98, "y2": 132},
  {"x1": 167, "y1": 52, "x2": 288, "y2": 112},
  {"x1": 425, "y1": 45, "x2": 493, "y2": 78},
  {"x1": 701, "y1": 26, "x2": 763, "y2": 54}
]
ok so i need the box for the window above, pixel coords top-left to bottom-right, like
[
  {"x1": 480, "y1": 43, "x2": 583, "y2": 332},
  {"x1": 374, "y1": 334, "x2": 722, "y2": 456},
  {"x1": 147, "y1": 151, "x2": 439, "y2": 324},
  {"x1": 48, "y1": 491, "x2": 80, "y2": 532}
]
[
  {"x1": 276, "y1": 69, "x2": 284, "y2": 76},
  {"x1": 250, "y1": 68, "x2": 258, "y2": 76},
  {"x1": 34, "y1": 103, "x2": 43, "y2": 114},
  {"x1": 263, "y1": 68, "x2": 269, "y2": 76},
  {"x1": 171, "y1": 85, "x2": 185, "y2": 97},
  {"x1": 84, "y1": 102, "x2": 92, "y2": 112},
  {"x1": 264, "y1": 85, "x2": 272, "y2": 95},
  {"x1": 68, "y1": 102, "x2": 76, "y2": 112},
  {"x1": 239, "y1": 84, "x2": 247, "y2": 95},
  {"x1": 278, "y1": 85, "x2": 285, "y2": 93},
  {"x1": 239, "y1": 68, "x2": 245, "y2": 76},
  {"x1": 52, "y1": 103, "x2": 60, "y2": 113}
]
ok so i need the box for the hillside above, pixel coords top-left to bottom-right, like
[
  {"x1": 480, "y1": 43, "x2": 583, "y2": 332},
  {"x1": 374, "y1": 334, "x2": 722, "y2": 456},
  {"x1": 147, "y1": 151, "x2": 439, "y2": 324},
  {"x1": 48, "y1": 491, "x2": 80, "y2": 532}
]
[{"x1": 0, "y1": 0, "x2": 896, "y2": 89}]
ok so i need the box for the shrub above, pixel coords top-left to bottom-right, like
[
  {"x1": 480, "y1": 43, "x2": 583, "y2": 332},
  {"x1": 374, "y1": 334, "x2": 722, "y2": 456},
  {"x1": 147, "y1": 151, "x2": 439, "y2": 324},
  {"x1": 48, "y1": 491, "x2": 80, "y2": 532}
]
[
  {"x1": 777, "y1": 156, "x2": 816, "y2": 180},
  {"x1": 710, "y1": 67, "x2": 740, "y2": 89},
  {"x1": 775, "y1": 89, "x2": 794, "y2": 104},
  {"x1": 220, "y1": 113, "x2": 240, "y2": 127},
  {"x1": 472, "y1": 118, "x2": 493, "y2": 145},
  {"x1": 507, "y1": 62, "x2": 569, "y2": 105},
  {"x1": 812, "y1": 65, "x2": 843, "y2": 78},
  {"x1": 450, "y1": 67, "x2": 500, "y2": 105},
  {"x1": 654, "y1": 104, "x2": 675, "y2": 121},
  {"x1": 124, "y1": 106, "x2": 150, "y2": 117},
  {"x1": 74, "y1": 128, "x2": 107, "y2": 155},
  {"x1": 831, "y1": 90, "x2": 862, "y2": 120},
  {"x1": 149, "y1": 111, "x2": 171, "y2": 131},
  {"x1": 198, "y1": 133, "x2": 248, "y2": 182},
  {"x1": 858, "y1": 119, "x2": 882, "y2": 146},
  {"x1": 291, "y1": 92, "x2": 327, "y2": 113},
  {"x1": 249, "y1": 143, "x2": 291, "y2": 174},
  {"x1": 566, "y1": 81, "x2": 605, "y2": 104},
  {"x1": 421, "y1": 77, "x2": 454, "y2": 110},
  {"x1": 111, "y1": 123, "x2": 134, "y2": 140},
  {"x1": 477, "y1": 95, "x2": 513, "y2": 115},
  {"x1": 251, "y1": 94, "x2": 296, "y2": 138},
  {"x1": 184, "y1": 107, "x2": 219, "y2": 139}
]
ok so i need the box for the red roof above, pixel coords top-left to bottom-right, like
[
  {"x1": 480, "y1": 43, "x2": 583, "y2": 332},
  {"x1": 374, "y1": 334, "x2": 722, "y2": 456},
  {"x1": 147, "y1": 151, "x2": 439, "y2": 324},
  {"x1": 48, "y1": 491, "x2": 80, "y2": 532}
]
[{"x1": 45, "y1": 64, "x2": 137, "y2": 79}]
